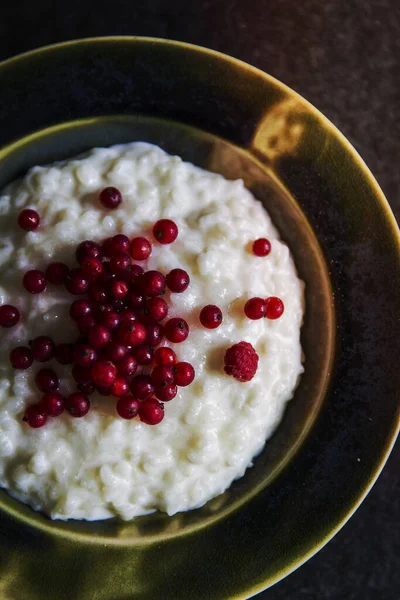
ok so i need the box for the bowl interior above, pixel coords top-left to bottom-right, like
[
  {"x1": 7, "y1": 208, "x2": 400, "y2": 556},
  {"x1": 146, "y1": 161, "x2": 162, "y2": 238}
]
[{"x1": 0, "y1": 115, "x2": 335, "y2": 544}]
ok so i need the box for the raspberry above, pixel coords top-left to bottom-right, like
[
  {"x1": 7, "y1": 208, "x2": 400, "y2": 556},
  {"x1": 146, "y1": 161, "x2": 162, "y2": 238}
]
[{"x1": 224, "y1": 341, "x2": 259, "y2": 382}]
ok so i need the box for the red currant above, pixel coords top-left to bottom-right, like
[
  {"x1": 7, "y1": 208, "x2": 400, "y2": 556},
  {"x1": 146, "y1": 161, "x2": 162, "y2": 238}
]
[
  {"x1": 119, "y1": 308, "x2": 137, "y2": 324},
  {"x1": 99, "y1": 186, "x2": 122, "y2": 210},
  {"x1": 105, "y1": 341, "x2": 127, "y2": 362},
  {"x1": 23, "y1": 270, "x2": 46, "y2": 294},
  {"x1": 154, "y1": 347, "x2": 176, "y2": 366},
  {"x1": 0, "y1": 304, "x2": 20, "y2": 328},
  {"x1": 88, "y1": 325, "x2": 111, "y2": 349},
  {"x1": 126, "y1": 289, "x2": 145, "y2": 309},
  {"x1": 96, "y1": 386, "x2": 112, "y2": 396},
  {"x1": 18, "y1": 209, "x2": 40, "y2": 231},
  {"x1": 81, "y1": 257, "x2": 103, "y2": 280},
  {"x1": 151, "y1": 365, "x2": 174, "y2": 387},
  {"x1": 35, "y1": 368, "x2": 59, "y2": 392},
  {"x1": 244, "y1": 297, "x2": 266, "y2": 320},
  {"x1": 140, "y1": 270, "x2": 166, "y2": 297},
  {"x1": 117, "y1": 321, "x2": 147, "y2": 347},
  {"x1": 10, "y1": 346, "x2": 33, "y2": 369},
  {"x1": 110, "y1": 253, "x2": 131, "y2": 274},
  {"x1": 117, "y1": 354, "x2": 138, "y2": 377},
  {"x1": 174, "y1": 362, "x2": 195, "y2": 387},
  {"x1": 153, "y1": 219, "x2": 178, "y2": 244},
  {"x1": 23, "y1": 405, "x2": 47, "y2": 428},
  {"x1": 144, "y1": 297, "x2": 168, "y2": 322},
  {"x1": 92, "y1": 303, "x2": 113, "y2": 322},
  {"x1": 99, "y1": 311, "x2": 120, "y2": 330},
  {"x1": 77, "y1": 381, "x2": 96, "y2": 395},
  {"x1": 252, "y1": 238, "x2": 272, "y2": 257},
  {"x1": 130, "y1": 374, "x2": 154, "y2": 399},
  {"x1": 109, "y1": 280, "x2": 128, "y2": 300},
  {"x1": 121, "y1": 264, "x2": 144, "y2": 286},
  {"x1": 69, "y1": 299, "x2": 92, "y2": 321},
  {"x1": 139, "y1": 399, "x2": 164, "y2": 425},
  {"x1": 39, "y1": 392, "x2": 64, "y2": 417},
  {"x1": 54, "y1": 343, "x2": 74, "y2": 365},
  {"x1": 134, "y1": 346, "x2": 153, "y2": 365},
  {"x1": 110, "y1": 377, "x2": 130, "y2": 398},
  {"x1": 130, "y1": 237, "x2": 152, "y2": 261},
  {"x1": 164, "y1": 318, "x2": 189, "y2": 343},
  {"x1": 154, "y1": 384, "x2": 177, "y2": 402},
  {"x1": 45, "y1": 262, "x2": 70, "y2": 285},
  {"x1": 166, "y1": 269, "x2": 190, "y2": 293},
  {"x1": 199, "y1": 305, "x2": 223, "y2": 329},
  {"x1": 116, "y1": 396, "x2": 140, "y2": 419},
  {"x1": 72, "y1": 364, "x2": 92, "y2": 383},
  {"x1": 76, "y1": 240, "x2": 102, "y2": 264},
  {"x1": 78, "y1": 315, "x2": 96, "y2": 335},
  {"x1": 91, "y1": 360, "x2": 117, "y2": 387},
  {"x1": 88, "y1": 282, "x2": 109, "y2": 304},
  {"x1": 74, "y1": 343, "x2": 97, "y2": 367},
  {"x1": 65, "y1": 269, "x2": 89, "y2": 295},
  {"x1": 265, "y1": 296, "x2": 284, "y2": 320},
  {"x1": 145, "y1": 322, "x2": 164, "y2": 347},
  {"x1": 65, "y1": 392, "x2": 90, "y2": 417},
  {"x1": 30, "y1": 336, "x2": 55, "y2": 362}
]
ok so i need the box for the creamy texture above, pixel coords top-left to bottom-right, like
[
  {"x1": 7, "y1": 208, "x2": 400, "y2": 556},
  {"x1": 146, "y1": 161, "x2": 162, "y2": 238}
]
[{"x1": 0, "y1": 143, "x2": 304, "y2": 520}]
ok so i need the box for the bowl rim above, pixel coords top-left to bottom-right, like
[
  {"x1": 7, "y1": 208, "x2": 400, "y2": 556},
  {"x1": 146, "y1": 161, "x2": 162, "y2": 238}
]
[{"x1": 0, "y1": 36, "x2": 399, "y2": 598}]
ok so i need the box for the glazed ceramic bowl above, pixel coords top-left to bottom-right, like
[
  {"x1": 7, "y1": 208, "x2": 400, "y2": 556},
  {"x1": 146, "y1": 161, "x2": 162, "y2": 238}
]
[{"x1": 0, "y1": 38, "x2": 399, "y2": 600}]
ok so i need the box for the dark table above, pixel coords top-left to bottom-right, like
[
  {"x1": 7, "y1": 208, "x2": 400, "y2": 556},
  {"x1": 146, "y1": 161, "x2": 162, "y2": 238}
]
[{"x1": 0, "y1": 2, "x2": 399, "y2": 598}]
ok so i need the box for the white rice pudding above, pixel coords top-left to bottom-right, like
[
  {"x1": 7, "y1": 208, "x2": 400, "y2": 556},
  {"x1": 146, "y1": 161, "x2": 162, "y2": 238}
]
[{"x1": 0, "y1": 143, "x2": 304, "y2": 521}]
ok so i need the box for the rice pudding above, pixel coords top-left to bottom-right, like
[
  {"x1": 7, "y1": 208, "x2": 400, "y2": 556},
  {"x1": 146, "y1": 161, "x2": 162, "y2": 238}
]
[{"x1": 0, "y1": 143, "x2": 304, "y2": 521}]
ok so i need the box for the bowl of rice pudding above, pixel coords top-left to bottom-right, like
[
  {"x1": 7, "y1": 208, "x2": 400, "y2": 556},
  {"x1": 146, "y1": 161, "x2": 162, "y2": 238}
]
[{"x1": 0, "y1": 38, "x2": 398, "y2": 600}]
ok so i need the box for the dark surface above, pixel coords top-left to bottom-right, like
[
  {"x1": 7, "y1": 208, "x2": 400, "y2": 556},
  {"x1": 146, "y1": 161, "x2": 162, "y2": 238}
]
[{"x1": 0, "y1": 2, "x2": 399, "y2": 599}]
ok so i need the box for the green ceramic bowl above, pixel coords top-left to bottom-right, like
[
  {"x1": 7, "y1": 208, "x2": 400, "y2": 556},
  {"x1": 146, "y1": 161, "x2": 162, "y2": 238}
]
[{"x1": 0, "y1": 38, "x2": 399, "y2": 600}]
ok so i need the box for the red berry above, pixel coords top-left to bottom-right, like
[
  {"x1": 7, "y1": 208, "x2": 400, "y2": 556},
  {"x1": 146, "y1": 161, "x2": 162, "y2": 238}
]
[
  {"x1": 65, "y1": 269, "x2": 89, "y2": 295},
  {"x1": 74, "y1": 343, "x2": 97, "y2": 367},
  {"x1": 0, "y1": 304, "x2": 20, "y2": 328},
  {"x1": 130, "y1": 237, "x2": 152, "y2": 261},
  {"x1": 174, "y1": 362, "x2": 195, "y2": 386},
  {"x1": 97, "y1": 262, "x2": 115, "y2": 286},
  {"x1": 78, "y1": 315, "x2": 96, "y2": 335},
  {"x1": 154, "y1": 347, "x2": 176, "y2": 366},
  {"x1": 45, "y1": 262, "x2": 70, "y2": 285},
  {"x1": 54, "y1": 343, "x2": 74, "y2": 365},
  {"x1": 88, "y1": 325, "x2": 111, "y2": 349},
  {"x1": 125, "y1": 289, "x2": 145, "y2": 309},
  {"x1": 151, "y1": 365, "x2": 174, "y2": 386},
  {"x1": 10, "y1": 346, "x2": 33, "y2": 369},
  {"x1": 252, "y1": 238, "x2": 271, "y2": 257},
  {"x1": 119, "y1": 308, "x2": 137, "y2": 324},
  {"x1": 69, "y1": 299, "x2": 92, "y2": 322},
  {"x1": 23, "y1": 270, "x2": 46, "y2": 294},
  {"x1": 153, "y1": 219, "x2": 178, "y2": 244},
  {"x1": 92, "y1": 360, "x2": 117, "y2": 387},
  {"x1": 110, "y1": 252, "x2": 131, "y2": 274},
  {"x1": 76, "y1": 240, "x2": 102, "y2": 264},
  {"x1": 110, "y1": 377, "x2": 130, "y2": 397},
  {"x1": 81, "y1": 257, "x2": 103, "y2": 280},
  {"x1": 96, "y1": 385, "x2": 112, "y2": 396},
  {"x1": 199, "y1": 305, "x2": 223, "y2": 329},
  {"x1": 224, "y1": 341, "x2": 259, "y2": 382},
  {"x1": 93, "y1": 303, "x2": 113, "y2": 322},
  {"x1": 77, "y1": 381, "x2": 96, "y2": 395},
  {"x1": 154, "y1": 384, "x2": 177, "y2": 402},
  {"x1": 18, "y1": 209, "x2": 40, "y2": 232},
  {"x1": 99, "y1": 311, "x2": 120, "y2": 330},
  {"x1": 117, "y1": 354, "x2": 138, "y2": 377},
  {"x1": 23, "y1": 405, "x2": 47, "y2": 428},
  {"x1": 244, "y1": 297, "x2": 266, "y2": 320},
  {"x1": 35, "y1": 368, "x2": 59, "y2": 392},
  {"x1": 140, "y1": 270, "x2": 166, "y2": 297},
  {"x1": 164, "y1": 318, "x2": 189, "y2": 343},
  {"x1": 134, "y1": 346, "x2": 153, "y2": 365},
  {"x1": 30, "y1": 336, "x2": 55, "y2": 362},
  {"x1": 144, "y1": 297, "x2": 168, "y2": 322},
  {"x1": 39, "y1": 392, "x2": 64, "y2": 417},
  {"x1": 116, "y1": 396, "x2": 140, "y2": 420},
  {"x1": 117, "y1": 321, "x2": 147, "y2": 347},
  {"x1": 265, "y1": 296, "x2": 284, "y2": 320},
  {"x1": 65, "y1": 392, "x2": 90, "y2": 417},
  {"x1": 166, "y1": 269, "x2": 190, "y2": 293},
  {"x1": 105, "y1": 341, "x2": 127, "y2": 362},
  {"x1": 109, "y1": 279, "x2": 128, "y2": 300},
  {"x1": 121, "y1": 264, "x2": 144, "y2": 286},
  {"x1": 145, "y1": 323, "x2": 165, "y2": 348},
  {"x1": 139, "y1": 399, "x2": 164, "y2": 425},
  {"x1": 103, "y1": 234, "x2": 129, "y2": 258},
  {"x1": 130, "y1": 374, "x2": 154, "y2": 399},
  {"x1": 72, "y1": 364, "x2": 92, "y2": 383},
  {"x1": 99, "y1": 186, "x2": 122, "y2": 210},
  {"x1": 88, "y1": 282, "x2": 109, "y2": 304},
  {"x1": 111, "y1": 299, "x2": 126, "y2": 313}
]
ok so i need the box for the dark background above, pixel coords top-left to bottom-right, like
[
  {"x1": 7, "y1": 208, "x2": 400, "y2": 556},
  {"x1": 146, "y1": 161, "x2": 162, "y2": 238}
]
[{"x1": 0, "y1": 1, "x2": 399, "y2": 598}]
